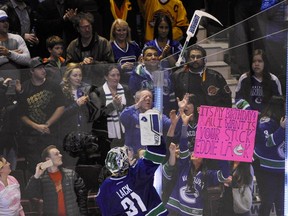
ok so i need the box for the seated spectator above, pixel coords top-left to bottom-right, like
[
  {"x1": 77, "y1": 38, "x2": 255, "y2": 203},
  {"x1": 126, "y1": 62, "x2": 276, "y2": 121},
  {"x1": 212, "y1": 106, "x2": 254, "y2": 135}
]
[
  {"x1": 144, "y1": 14, "x2": 182, "y2": 69},
  {"x1": 66, "y1": 11, "x2": 114, "y2": 85},
  {"x1": 0, "y1": 10, "x2": 30, "y2": 75},
  {"x1": 138, "y1": 0, "x2": 189, "y2": 42},
  {"x1": 0, "y1": 0, "x2": 40, "y2": 57},
  {"x1": 110, "y1": 18, "x2": 141, "y2": 84},
  {"x1": 0, "y1": 156, "x2": 24, "y2": 216},
  {"x1": 98, "y1": 0, "x2": 144, "y2": 47},
  {"x1": 43, "y1": 35, "x2": 66, "y2": 84},
  {"x1": 66, "y1": 11, "x2": 114, "y2": 65},
  {"x1": 89, "y1": 64, "x2": 134, "y2": 165},
  {"x1": 129, "y1": 46, "x2": 177, "y2": 115},
  {"x1": 235, "y1": 49, "x2": 282, "y2": 113}
]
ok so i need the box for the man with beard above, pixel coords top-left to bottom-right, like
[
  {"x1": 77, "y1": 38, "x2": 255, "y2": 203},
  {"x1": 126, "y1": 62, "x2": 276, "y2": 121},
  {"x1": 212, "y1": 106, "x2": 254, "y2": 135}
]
[{"x1": 172, "y1": 44, "x2": 232, "y2": 108}]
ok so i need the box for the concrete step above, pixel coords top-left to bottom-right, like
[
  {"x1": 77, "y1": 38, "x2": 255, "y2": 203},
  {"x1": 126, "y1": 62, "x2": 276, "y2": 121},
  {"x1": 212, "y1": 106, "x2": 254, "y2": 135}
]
[
  {"x1": 206, "y1": 61, "x2": 231, "y2": 80},
  {"x1": 226, "y1": 78, "x2": 238, "y2": 100},
  {"x1": 200, "y1": 41, "x2": 229, "y2": 62},
  {"x1": 196, "y1": 25, "x2": 207, "y2": 42}
]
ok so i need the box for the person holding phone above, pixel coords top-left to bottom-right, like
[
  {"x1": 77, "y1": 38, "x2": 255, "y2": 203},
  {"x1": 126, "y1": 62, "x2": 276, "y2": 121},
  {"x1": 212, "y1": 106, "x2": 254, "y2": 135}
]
[{"x1": 26, "y1": 145, "x2": 88, "y2": 216}]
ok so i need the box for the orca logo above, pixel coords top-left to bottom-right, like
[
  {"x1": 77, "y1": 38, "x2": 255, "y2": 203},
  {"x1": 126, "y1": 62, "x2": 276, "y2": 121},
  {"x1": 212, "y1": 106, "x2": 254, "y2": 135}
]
[
  {"x1": 179, "y1": 186, "x2": 197, "y2": 204},
  {"x1": 277, "y1": 141, "x2": 285, "y2": 159},
  {"x1": 234, "y1": 144, "x2": 244, "y2": 156}
]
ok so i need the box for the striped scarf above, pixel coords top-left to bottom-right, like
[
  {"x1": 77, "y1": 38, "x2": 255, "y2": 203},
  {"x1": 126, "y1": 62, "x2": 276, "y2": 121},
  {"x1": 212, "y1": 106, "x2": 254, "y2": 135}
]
[{"x1": 103, "y1": 82, "x2": 126, "y2": 139}]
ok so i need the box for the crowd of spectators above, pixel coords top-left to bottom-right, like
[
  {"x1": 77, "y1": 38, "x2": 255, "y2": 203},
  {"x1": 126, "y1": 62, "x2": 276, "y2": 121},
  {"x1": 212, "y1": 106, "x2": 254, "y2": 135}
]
[{"x1": 0, "y1": 0, "x2": 286, "y2": 215}]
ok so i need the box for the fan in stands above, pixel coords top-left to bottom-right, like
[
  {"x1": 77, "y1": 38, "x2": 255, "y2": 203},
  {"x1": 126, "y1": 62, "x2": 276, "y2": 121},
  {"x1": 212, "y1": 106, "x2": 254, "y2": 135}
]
[{"x1": 63, "y1": 131, "x2": 100, "y2": 165}]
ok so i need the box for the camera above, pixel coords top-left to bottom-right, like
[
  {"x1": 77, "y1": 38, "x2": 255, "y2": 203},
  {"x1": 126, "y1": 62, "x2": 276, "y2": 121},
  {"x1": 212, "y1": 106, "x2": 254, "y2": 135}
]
[{"x1": 6, "y1": 80, "x2": 16, "y2": 95}]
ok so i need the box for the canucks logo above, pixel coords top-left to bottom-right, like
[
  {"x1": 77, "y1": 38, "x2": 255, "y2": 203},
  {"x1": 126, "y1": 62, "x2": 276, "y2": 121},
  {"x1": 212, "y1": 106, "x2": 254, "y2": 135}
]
[
  {"x1": 234, "y1": 144, "x2": 244, "y2": 156},
  {"x1": 180, "y1": 186, "x2": 197, "y2": 204},
  {"x1": 277, "y1": 141, "x2": 285, "y2": 159}
]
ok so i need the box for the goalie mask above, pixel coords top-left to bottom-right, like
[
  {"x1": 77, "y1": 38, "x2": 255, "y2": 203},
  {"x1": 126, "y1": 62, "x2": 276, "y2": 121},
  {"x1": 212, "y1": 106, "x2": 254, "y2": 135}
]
[
  {"x1": 105, "y1": 146, "x2": 130, "y2": 175},
  {"x1": 63, "y1": 131, "x2": 98, "y2": 157}
]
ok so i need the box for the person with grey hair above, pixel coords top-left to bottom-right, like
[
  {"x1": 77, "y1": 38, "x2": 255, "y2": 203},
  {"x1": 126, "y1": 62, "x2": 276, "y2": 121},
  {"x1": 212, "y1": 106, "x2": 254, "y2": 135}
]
[{"x1": 120, "y1": 89, "x2": 171, "y2": 155}]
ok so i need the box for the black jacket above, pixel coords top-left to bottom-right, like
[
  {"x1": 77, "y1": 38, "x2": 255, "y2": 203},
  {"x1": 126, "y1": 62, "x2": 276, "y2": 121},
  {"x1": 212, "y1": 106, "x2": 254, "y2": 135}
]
[
  {"x1": 172, "y1": 66, "x2": 232, "y2": 108},
  {"x1": 26, "y1": 167, "x2": 88, "y2": 216}
]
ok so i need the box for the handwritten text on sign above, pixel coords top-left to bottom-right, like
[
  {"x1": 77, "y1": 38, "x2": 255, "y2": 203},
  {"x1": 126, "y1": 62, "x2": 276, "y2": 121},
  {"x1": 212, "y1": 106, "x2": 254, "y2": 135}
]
[{"x1": 194, "y1": 106, "x2": 258, "y2": 162}]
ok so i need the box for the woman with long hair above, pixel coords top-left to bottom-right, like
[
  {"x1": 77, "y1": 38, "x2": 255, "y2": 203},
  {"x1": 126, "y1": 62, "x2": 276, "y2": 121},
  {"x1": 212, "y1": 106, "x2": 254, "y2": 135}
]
[
  {"x1": 60, "y1": 63, "x2": 96, "y2": 166},
  {"x1": 235, "y1": 49, "x2": 282, "y2": 112},
  {"x1": 162, "y1": 95, "x2": 230, "y2": 215},
  {"x1": 144, "y1": 13, "x2": 183, "y2": 68},
  {"x1": 61, "y1": 63, "x2": 92, "y2": 132},
  {"x1": 220, "y1": 161, "x2": 254, "y2": 216}
]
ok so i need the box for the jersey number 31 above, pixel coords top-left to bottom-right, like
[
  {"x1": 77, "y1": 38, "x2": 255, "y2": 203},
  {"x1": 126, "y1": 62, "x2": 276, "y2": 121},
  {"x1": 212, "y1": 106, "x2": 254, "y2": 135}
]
[{"x1": 121, "y1": 192, "x2": 147, "y2": 215}]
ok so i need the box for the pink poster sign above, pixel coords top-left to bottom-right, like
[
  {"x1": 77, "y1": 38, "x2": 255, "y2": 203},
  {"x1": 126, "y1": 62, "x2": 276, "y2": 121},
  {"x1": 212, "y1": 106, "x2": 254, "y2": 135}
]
[{"x1": 194, "y1": 106, "x2": 258, "y2": 162}]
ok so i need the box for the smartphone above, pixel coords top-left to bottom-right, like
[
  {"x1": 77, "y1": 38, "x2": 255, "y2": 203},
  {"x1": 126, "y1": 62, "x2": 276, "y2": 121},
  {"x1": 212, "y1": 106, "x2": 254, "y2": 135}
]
[
  {"x1": 6, "y1": 80, "x2": 17, "y2": 95},
  {"x1": 40, "y1": 160, "x2": 53, "y2": 170}
]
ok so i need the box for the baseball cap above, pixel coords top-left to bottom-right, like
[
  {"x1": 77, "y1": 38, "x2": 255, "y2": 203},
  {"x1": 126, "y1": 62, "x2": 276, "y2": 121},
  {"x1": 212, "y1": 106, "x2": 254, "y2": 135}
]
[
  {"x1": 29, "y1": 57, "x2": 45, "y2": 68},
  {"x1": 0, "y1": 10, "x2": 8, "y2": 22}
]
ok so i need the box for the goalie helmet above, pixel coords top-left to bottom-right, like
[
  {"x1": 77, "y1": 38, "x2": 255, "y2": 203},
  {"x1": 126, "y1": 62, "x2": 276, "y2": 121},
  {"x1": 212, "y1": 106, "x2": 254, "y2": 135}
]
[
  {"x1": 105, "y1": 146, "x2": 129, "y2": 175},
  {"x1": 63, "y1": 131, "x2": 98, "y2": 158}
]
